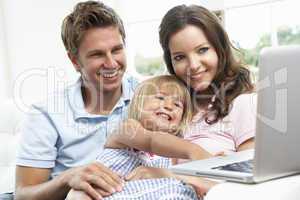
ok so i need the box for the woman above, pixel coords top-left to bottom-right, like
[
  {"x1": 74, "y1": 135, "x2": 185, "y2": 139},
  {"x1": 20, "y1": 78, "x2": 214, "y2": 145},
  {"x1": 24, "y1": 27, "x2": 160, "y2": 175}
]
[{"x1": 159, "y1": 4, "x2": 256, "y2": 158}]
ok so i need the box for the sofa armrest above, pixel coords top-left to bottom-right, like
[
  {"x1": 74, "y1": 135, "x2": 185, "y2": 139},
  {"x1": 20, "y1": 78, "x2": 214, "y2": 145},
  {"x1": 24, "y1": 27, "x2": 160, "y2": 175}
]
[{"x1": 205, "y1": 175, "x2": 300, "y2": 200}]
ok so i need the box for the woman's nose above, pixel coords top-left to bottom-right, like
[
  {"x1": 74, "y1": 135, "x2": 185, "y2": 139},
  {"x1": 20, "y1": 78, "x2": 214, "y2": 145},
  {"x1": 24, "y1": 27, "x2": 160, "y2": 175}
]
[{"x1": 189, "y1": 55, "x2": 201, "y2": 72}]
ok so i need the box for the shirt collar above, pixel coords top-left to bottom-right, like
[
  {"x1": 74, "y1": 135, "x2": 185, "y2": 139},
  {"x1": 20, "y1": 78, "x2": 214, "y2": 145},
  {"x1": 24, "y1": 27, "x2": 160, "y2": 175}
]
[{"x1": 68, "y1": 75, "x2": 133, "y2": 121}]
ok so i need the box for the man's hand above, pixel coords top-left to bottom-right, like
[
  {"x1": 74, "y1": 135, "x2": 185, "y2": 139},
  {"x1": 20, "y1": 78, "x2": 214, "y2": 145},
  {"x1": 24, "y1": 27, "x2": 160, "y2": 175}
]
[
  {"x1": 64, "y1": 162, "x2": 124, "y2": 200},
  {"x1": 66, "y1": 189, "x2": 92, "y2": 200}
]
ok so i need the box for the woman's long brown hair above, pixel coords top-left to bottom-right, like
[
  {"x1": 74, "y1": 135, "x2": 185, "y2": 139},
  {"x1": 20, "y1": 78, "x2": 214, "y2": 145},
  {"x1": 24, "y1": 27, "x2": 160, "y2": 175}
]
[{"x1": 159, "y1": 5, "x2": 254, "y2": 124}]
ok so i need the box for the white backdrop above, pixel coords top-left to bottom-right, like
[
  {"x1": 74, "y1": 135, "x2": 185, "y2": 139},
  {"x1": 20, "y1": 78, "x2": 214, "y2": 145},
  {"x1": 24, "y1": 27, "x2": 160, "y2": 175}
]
[{"x1": 0, "y1": 0, "x2": 223, "y2": 109}]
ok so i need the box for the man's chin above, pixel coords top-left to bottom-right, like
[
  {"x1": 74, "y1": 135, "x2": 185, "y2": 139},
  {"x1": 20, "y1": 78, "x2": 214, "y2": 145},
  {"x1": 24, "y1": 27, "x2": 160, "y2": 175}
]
[
  {"x1": 97, "y1": 79, "x2": 123, "y2": 93},
  {"x1": 102, "y1": 84, "x2": 120, "y2": 91}
]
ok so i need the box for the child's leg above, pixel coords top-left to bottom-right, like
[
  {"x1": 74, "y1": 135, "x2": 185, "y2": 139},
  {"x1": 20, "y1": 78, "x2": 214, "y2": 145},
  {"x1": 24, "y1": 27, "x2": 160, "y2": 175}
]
[{"x1": 103, "y1": 178, "x2": 198, "y2": 200}]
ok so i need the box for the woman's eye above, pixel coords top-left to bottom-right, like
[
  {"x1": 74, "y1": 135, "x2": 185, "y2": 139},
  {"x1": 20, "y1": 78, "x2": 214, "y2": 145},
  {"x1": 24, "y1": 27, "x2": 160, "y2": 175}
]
[
  {"x1": 173, "y1": 55, "x2": 184, "y2": 61},
  {"x1": 198, "y1": 47, "x2": 209, "y2": 54}
]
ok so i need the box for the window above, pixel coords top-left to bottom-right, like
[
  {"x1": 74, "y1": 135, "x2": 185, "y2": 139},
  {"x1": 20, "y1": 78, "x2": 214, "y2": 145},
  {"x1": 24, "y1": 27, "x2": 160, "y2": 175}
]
[
  {"x1": 224, "y1": 0, "x2": 300, "y2": 81},
  {"x1": 123, "y1": 0, "x2": 300, "y2": 80},
  {"x1": 123, "y1": 0, "x2": 219, "y2": 79}
]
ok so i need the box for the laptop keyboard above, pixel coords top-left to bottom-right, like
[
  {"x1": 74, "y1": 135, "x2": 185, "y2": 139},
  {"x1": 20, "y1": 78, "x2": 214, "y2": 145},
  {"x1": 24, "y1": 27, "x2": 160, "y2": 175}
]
[{"x1": 212, "y1": 159, "x2": 254, "y2": 173}]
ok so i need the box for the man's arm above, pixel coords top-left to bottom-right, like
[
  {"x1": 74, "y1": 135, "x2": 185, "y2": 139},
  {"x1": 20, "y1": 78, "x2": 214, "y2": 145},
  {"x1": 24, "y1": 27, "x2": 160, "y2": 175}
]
[
  {"x1": 15, "y1": 166, "x2": 69, "y2": 200},
  {"x1": 15, "y1": 163, "x2": 124, "y2": 200},
  {"x1": 105, "y1": 119, "x2": 212, "y2": 160}
]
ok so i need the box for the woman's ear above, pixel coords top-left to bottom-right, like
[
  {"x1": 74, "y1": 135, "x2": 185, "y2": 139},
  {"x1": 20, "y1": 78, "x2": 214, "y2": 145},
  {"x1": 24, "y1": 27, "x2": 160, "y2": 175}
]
[{"x1": 67, "y1": 52, "x2": 81, "y2": 72}]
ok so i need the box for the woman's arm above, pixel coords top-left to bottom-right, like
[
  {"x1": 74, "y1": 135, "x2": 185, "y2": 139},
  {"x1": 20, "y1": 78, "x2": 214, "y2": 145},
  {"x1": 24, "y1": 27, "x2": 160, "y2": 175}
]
[
  {"x1": 173, "y1": 174, "x2": 218, "y2": 197},
  {"x1": 105, "y1": 119, "x2": 212, "y2": 160},
  {"x1": 237, "y1": 138, "x2": 254, "y2": 151}
]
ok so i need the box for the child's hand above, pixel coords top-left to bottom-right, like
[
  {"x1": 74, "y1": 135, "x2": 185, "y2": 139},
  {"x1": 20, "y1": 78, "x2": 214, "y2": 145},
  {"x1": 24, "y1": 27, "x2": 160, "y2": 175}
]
[
  {"x1": 125, "y1": 166, "x2": 173, "y2": 181},
  {"x1": 188, "y1": 145, "x2": 213, "y2": 160}
]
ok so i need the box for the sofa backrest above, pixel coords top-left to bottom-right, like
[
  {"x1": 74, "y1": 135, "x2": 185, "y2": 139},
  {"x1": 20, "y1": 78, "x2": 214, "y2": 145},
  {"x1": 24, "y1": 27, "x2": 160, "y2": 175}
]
[{"x1": 0, "y1": 99, "x2": 25, "y2": 193}]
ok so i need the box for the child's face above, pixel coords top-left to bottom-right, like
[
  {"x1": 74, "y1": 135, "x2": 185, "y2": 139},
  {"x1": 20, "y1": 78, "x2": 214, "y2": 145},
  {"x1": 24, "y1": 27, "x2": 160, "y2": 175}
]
[{"x1": 139, "y1": 85, "x2": 184, "y2": 134}]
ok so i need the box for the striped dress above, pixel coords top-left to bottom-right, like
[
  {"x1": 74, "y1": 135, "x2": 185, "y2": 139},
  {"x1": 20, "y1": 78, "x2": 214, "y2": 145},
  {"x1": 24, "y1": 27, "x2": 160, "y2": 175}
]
[{"x1": 96, "y1": 148, "x2": 198, "y2": 200}]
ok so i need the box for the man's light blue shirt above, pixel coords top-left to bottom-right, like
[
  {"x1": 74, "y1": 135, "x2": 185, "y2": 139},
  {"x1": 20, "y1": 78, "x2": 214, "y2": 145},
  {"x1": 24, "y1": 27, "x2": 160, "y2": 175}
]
[{"x1": 16, "y1": 75, "x2": 139, "y2": 179}]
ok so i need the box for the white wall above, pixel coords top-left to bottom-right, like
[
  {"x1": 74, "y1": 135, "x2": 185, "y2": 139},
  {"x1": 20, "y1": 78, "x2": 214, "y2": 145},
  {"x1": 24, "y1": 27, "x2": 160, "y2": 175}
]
[
  {"x1": 0, "y1": 0, "x2": 116, "y2": 110},
  {"x1": 3, "y1": 1, "x2": 83, "y2": 106},
  {"x1": 0, "y1": 0, "x2": 223, "y2": 110},
  {"x1": 0, "y1": 1, "x2": 9, "y2": 100}
]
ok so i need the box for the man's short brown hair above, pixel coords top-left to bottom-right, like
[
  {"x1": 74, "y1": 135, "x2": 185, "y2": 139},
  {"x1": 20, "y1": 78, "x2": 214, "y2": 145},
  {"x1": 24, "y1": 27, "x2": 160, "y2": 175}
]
[{"x1": 61, "y1": 0, "x2": 125, "y2": 56}]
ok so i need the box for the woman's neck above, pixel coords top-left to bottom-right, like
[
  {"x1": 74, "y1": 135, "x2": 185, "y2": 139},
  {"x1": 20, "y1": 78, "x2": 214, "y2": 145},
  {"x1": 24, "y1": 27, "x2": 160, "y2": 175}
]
[{"x1": 192, "y1": 88, "x2": 214, "y2": 114}]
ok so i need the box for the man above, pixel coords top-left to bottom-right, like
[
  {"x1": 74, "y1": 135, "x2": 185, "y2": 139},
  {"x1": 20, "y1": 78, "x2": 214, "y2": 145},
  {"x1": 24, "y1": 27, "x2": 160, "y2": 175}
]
[{"x1": 14, "y1": 1, "x2": 138, "y2": 200}]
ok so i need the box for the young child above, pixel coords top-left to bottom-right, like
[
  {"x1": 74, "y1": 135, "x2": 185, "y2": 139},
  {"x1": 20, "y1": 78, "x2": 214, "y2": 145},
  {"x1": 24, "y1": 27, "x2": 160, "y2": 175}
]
[{"x1": 95, "y1": 75, "x2": 213, "y2": 199}]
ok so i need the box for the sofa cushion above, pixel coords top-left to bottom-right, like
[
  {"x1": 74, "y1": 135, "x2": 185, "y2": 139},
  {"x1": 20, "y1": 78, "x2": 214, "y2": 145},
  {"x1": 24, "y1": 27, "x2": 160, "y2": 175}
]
[{"x1": 0, "y1": 99, "x2": 24, "y2": 193}]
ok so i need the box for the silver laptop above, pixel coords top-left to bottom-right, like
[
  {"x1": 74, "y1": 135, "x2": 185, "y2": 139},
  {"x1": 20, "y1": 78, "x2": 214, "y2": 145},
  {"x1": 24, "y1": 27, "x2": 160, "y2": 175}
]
[{"x1": 170, "y1": 45, "x2": 300, "y2": 183}]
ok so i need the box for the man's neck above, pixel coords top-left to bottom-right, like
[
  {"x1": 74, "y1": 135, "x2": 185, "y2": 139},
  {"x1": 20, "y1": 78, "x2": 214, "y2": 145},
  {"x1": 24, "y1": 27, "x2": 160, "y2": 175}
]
[{"x1": 82, "y1": 86, "x2": 122, "y2": 115}]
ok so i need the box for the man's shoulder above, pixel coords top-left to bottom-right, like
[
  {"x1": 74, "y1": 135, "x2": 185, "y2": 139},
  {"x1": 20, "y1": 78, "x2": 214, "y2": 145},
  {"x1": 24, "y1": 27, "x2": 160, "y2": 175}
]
[{"x1": 31, "y1": 79, "x2": 80, "y2": 114}]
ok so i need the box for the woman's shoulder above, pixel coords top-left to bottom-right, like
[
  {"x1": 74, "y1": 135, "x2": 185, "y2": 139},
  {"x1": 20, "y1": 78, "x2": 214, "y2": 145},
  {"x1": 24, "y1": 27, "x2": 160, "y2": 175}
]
[
  {"x1": 227, "y1": 92, "x2": 257, "y2": 118},
  {"x1": 232, "y1": 93, "x2": 257, "y2": 108}
]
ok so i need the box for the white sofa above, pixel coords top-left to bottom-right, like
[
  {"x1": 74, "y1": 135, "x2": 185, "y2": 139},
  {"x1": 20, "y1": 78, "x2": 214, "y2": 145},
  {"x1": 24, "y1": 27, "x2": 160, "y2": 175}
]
[
  {"x1": 0, "y1": 99, "x2": 24, "y2": 194},
  {"x1": 1, "y1": 98, "x2": 300, "y2": 199}
]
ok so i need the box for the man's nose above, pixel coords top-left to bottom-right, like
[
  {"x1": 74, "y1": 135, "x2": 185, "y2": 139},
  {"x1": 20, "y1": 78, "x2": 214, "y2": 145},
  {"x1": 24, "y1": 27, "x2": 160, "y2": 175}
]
[{"x1": 104, "y1": 53, "x2": 117, "y2": 67}]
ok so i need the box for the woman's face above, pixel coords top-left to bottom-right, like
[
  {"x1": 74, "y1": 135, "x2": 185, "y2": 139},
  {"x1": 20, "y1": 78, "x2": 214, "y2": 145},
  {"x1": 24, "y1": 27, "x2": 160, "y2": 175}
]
[{"x1": 169, "y1": 25, "x2": 219, "y2": 93}]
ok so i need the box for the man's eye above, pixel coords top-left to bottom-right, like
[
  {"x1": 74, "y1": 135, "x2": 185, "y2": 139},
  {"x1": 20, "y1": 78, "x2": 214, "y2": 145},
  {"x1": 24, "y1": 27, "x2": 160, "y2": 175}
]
[
  {"x1": 112, "y1": 47, "x2": 123, "y2": 54},
  {"x1": 90, "y1": 53, "x2": 103, "y2": 57}
]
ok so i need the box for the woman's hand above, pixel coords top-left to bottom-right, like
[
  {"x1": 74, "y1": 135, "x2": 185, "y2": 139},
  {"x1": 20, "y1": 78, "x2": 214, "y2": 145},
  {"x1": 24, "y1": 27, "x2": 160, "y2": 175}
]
[
  {"x1": 175, "y1": 175, "x2": 218, "y2": 198},
  {"x1": 125, "y1": 166, "x2": 173, "y2": 181},
  {"x1": 213, "y1": 151, "x2": 225, "y2": 157}
]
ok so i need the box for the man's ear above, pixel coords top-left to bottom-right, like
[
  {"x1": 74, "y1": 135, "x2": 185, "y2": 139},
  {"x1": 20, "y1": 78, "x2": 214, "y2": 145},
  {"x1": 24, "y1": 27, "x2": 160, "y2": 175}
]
[{"x1": 68, "y1": 52, "x2": 81, "y2": 72}]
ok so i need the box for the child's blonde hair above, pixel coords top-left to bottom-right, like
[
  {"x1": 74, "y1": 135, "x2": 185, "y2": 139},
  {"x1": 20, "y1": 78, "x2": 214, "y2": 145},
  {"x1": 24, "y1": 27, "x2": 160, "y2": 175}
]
[{"x1": 128, "y1": 75, "x2": 192, "y2": 136}]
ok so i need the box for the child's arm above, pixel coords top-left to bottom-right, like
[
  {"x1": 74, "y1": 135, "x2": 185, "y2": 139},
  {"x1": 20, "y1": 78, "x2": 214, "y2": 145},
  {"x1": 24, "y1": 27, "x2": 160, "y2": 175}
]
[{"x1": 105, "y1": 119, "x2": 212, "y2": 160}]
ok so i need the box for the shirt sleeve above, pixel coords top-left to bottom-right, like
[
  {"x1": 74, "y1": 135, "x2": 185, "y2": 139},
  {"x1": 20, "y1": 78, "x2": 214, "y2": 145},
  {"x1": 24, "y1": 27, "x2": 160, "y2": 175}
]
[
  {"x1": 16, "y1": 105, "x2": 58, "y2": 168},
  {"x1": 229, "y1": 93, "x2": 257, "y2": 148}
]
